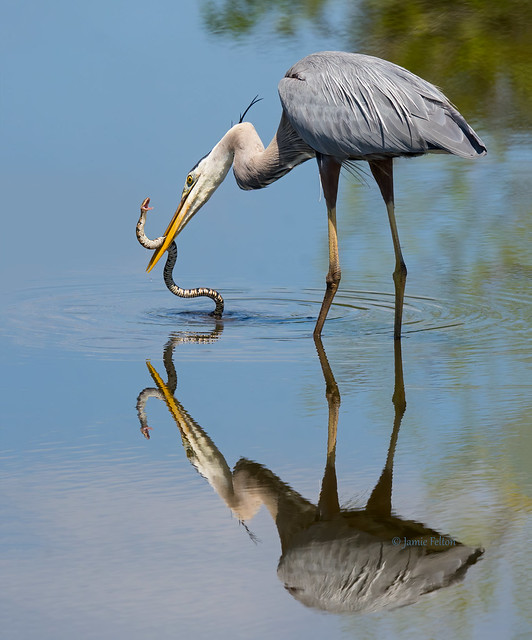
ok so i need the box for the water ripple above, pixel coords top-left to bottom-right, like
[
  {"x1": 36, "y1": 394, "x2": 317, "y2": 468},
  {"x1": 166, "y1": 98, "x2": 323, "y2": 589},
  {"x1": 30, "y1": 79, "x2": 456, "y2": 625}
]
[{"x1": 3, "y1": 277, "x2": 529, "y2": 360}]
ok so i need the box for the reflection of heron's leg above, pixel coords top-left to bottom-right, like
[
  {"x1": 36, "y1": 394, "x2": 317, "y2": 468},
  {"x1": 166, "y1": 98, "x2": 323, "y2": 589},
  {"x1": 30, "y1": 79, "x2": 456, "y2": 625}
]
[
  {"x1": 315, "y1": 155, "x2": 342, "y2": 338},
  {"x1": 391, "y1": 338, "x2": 406, "y2": 418},
  {"x1": 369, "y1": 158, "x2": 407, "y2": 340},
  {"x1": 314, "y1": 336, "x2": 341, "y2": 520},
  {"x1": 366, "y1": 339, "x2": 406, "y2": 514}
]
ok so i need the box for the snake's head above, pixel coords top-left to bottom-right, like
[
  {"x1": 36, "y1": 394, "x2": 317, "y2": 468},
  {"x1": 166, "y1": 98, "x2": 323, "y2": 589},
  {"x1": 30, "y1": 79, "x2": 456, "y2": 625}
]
[
  {"x1": 141, "y1": 197, "x2": 154, "y2": 214},
  {"x1": 140, "y1": 425, "x2": 153, "y2": 439}
]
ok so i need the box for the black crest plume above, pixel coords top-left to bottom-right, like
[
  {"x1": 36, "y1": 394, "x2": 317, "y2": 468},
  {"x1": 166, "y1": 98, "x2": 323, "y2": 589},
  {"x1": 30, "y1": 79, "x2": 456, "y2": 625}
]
[{"x1": 239, "y1": 95, "x2": 262, "y2": 123}]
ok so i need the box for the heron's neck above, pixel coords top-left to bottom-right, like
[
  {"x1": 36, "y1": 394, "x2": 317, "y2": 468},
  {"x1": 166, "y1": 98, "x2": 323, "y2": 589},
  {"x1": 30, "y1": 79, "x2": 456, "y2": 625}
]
[{"x1": 216, "y1": 118, "x2": 314, "y2": 191}]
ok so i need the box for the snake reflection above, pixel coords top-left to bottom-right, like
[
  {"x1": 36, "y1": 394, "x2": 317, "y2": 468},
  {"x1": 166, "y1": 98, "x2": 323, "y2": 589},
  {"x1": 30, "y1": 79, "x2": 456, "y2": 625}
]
[
  {"x1": 136, "y1": 324, "x2": 224, "y2": 439},
  {"x1": 136, "y1": 337, "x2": 483, "y2": 613}
]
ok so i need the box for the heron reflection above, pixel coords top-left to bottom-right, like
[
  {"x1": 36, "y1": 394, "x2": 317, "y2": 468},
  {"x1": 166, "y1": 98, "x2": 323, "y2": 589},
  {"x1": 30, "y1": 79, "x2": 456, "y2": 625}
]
[{"x1": 136, "y1": 337, "x2": 482, "y2": 613}]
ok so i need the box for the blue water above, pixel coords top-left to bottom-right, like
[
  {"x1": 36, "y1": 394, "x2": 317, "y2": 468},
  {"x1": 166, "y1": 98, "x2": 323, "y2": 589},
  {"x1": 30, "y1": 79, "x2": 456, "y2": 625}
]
[{"x1": 1, "y1": 2, "x2": 531, "y2": 639}]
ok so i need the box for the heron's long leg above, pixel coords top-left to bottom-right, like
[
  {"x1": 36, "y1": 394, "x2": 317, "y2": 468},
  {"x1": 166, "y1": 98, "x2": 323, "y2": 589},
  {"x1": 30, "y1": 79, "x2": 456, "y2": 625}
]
[
  {"x1": 369, "y1": 158, "x2": 407, "y2": 340},
  {"x1": 314, "y1": 155, "x2": 342, "y2": 338}
]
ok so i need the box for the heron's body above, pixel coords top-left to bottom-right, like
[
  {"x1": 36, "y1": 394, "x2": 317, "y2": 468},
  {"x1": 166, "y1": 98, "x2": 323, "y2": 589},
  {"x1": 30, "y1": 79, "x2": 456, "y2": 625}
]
[
  {"x1": 145, "y1": 51, "x2": 486, "y2": 338},
  {"x1": 279, "y1": 52, "x2": 485, "y2": 161}
]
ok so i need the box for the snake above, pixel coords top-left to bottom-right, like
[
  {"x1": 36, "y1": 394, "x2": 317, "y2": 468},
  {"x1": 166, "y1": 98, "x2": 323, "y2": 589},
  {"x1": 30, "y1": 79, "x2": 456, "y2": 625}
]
[{"x1": 137, "y1": 197, "x2": 224, "y2": 318}]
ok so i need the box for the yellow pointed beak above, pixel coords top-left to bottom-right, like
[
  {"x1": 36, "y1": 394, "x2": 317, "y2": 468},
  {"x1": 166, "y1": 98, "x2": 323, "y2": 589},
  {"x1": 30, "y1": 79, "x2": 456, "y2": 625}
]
[
  {"x1": 146, "y1": 192, "x2": 191, "y2": 273},
  {"x1": 146, "y1": 360, "x2": 186, "y2": 427}
]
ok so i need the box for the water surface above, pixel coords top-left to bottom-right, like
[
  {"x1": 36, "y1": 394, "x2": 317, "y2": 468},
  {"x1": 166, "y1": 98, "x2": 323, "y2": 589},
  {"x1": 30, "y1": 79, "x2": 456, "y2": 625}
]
[{"x1": 1, "y1": 1, "x2": 531, "y2": 639}]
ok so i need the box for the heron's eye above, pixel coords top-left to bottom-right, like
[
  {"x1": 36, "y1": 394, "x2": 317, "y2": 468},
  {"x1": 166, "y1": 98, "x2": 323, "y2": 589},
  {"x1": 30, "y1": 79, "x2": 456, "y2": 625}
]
[{"x1": 186, "y1": 174, "x2": 194, "y2": 188}]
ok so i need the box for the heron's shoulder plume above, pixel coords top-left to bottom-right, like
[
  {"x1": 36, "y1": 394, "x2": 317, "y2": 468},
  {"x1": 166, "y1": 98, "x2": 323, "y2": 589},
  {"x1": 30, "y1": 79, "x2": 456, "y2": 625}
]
[{"x1": 239, "y1": 95, "x2": 263, "y2": 123}]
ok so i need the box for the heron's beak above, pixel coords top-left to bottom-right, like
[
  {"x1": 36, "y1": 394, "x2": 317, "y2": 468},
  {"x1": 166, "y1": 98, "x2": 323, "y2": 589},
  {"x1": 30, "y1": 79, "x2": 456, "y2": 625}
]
[{"x1": 146, "y1": 191, "x2": 191, "y2": 273}]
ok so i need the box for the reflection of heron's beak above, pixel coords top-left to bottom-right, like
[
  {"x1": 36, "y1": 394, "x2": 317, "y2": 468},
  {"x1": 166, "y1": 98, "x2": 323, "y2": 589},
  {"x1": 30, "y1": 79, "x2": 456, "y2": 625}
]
[
  {"x1": 146, "y1": 360, "x2": 186, "y2": 427},
  {"x1": 146, "y1": 191, "x2": 191, "y2": 273}
]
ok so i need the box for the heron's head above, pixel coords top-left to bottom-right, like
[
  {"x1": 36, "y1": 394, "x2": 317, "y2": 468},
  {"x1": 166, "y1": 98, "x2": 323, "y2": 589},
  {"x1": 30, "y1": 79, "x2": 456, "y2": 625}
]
[{"x1": 146, "y1": 139, "x2": 234, "y2": 273}]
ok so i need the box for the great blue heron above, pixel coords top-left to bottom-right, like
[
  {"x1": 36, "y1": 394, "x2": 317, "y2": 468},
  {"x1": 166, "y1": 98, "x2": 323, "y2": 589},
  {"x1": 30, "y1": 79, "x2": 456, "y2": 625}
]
[{"x1": 146, "y1": 51, "x2": 486, "y2": 338}]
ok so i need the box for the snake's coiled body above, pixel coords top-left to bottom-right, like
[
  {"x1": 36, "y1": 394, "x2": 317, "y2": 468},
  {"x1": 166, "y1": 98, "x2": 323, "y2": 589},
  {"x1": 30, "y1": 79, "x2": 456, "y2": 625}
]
[{"x1": 137, "y1": 198, "x2": 224, "y2": 318}]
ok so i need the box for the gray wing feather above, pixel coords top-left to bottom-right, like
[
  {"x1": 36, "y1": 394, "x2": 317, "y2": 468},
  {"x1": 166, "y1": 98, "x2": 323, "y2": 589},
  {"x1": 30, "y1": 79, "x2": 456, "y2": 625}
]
[
  {"x1": 278, "y1": 52, "x2": 486, "y2": 160},
  {"x1": 278, "y1": 522, "x2": 483, "y2": 614}
]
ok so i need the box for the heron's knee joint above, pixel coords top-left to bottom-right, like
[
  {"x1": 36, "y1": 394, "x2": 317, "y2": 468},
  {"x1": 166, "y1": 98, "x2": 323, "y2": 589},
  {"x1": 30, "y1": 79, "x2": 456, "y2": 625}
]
[
  {"x1": 393, "y1": 262, "x2": 407, "y2": 282},
  {"x1": 326, "y1": 268, "x2": 341, "y2": 288},
  {"x1": 326, "y1": 388, "x2": 341, "y2": 405}
]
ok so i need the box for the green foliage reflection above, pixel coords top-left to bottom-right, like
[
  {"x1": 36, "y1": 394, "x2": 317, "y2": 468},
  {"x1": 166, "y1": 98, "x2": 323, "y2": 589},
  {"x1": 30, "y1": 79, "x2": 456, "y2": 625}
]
[
  {"x1": 200, "y1": 0, "x2": 532, "y2": 129},
  {"x1": 354, "y1": 0, "x2": 532, "y2": 127},
  {"x1": 201, "y1": 0, "x2": 331, "y2": 38}
]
